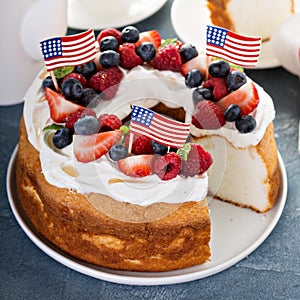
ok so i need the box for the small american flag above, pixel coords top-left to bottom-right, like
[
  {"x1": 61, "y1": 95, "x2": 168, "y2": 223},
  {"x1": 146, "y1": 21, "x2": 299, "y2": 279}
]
[
  {"x1": 206, "y1": 25, "x2": 262, "y2": 67},
  {"x1": 130, "y1": 105, "x2": 190, "y2": 148},
  {"x1": 40, "y1": 29, "x2": 96, "y2": 72}
]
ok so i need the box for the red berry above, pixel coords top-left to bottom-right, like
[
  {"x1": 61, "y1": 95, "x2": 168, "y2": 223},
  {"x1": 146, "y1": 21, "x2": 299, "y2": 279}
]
[
  {"x1": 124, "y1": 134, "x2": 153, "y2": 155},
  {"x1": 118, "y1": 43, "x2": 143, "y2": 69},
  {"x1": 62, "y1": 72, "x2": 87, "y2": 87},
  {"x1": 136, "y1": 30, "x2": 161, "y2": 49},
  {"x1": 192, "y1": 100, "x2": 226, "y2": 130},
  {"x1": 118, "y1": 155, "x2": 154, "y2": 178},
  {"x1": 65, "y1": 108, "x2": 97, "y2": 132},
  {"x1": 203, "y1": 77, "x2": 229, "y2": 101},
  {"x1": 97, "y1": 28, "x2": 122, "y2": 45},
  {"x1": 153, "y1": 152, "x2": 181, "y2": 181},
  {"x1": 181, "y1": 144, "x2": 213, "y2": 177},
  {"x1": 151, "y1": 44, "x2": 182, "y2": 71},
  {"x1": 98, "y1": 114, "x2": 122, "y2": 132},
  {"x1": 88, "y1": 67, "x2": 123, "y2": 99}
]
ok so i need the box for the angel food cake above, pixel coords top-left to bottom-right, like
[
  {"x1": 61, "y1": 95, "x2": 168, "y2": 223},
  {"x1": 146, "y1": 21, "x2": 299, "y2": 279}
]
[{"x1": 16, "y1": 26, "x2": 279, "y2": 272}]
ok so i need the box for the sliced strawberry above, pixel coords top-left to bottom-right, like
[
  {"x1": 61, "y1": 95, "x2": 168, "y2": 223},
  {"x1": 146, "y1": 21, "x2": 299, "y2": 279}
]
[
  {"x1": 181, "y1": 55, "x2": 211, "y2": 78},
  {"x1": 73, "y1": 130, "x2": 122, "y2": 163},
  {"x1": 45, "y1": 88, "x2": 84, "y2": 123},
  {"x1": 136, "y1": 30, "x2": 161, "y2": 49},
  {"x1": 118, "y1": 155, "x2": 154, "y2": 178},
  {"x1": 216, "y1": 81, "x2": 259, "y2": 115}
]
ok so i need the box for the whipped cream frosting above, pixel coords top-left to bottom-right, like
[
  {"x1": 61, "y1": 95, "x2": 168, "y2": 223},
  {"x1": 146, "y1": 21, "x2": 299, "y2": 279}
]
[{"x1": 23, "y1": 65, "x2": 274, "y2": 205}]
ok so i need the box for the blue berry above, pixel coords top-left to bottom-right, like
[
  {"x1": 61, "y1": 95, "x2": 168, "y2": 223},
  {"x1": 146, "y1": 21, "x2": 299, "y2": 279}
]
[
  {"x1": 226, "y1": 71, "x2": 247, "y2": 91},
  {"x1": 185, "y1": 69, "x2": 203, "y2": 88},
  {"x1": 192, "y1": 87, "x2": 213, "y2": 105},
  {"x1": 75, "y1": 61, "x2": 97, "y2": 80},
  {"x1": 180, "y1": 44, "x2": 198, "y2": 62},
  {"x1": 80, "y1": 88, "x2": 100, "y2": 108},
  {"x1": 61, "y1": 78, "x2": 83, "y2": 101},
  {"x1": 53, "y1": 127, "x2": 73, "y2": 149},
  {"x1": 99, "y1": 36, "x2": 119, "y2": 52},
  {"x1": 100, "y1": 50, "x2": 120, "y2": 67},
  {"x1": 224, "y1": 104, "x2": 241, "y2": 122},
  {"x1": 109, "y1": 144, "x2": 128, "y2": 161},
  {"x1": 235, "y1": 115, "x2": 256, "y2": 133},
  {"x1": 42, "y1": 76, "x2": 56, "y2": 91},
  {"x1": 121, "y1": 26, "x2": 139, "y2": 43},
  {"x1": 74, "y1": 115, "x2": 100, "y2": 135},
  {"x1": 209, "y1": 60, "x2": 230, "y2": 78},
  {"x1": 151, "y1": 140, "x2": 168, "y2": 155},
  {"x1": 136, "y1": 42, "x2": 156, "y2": 62}
]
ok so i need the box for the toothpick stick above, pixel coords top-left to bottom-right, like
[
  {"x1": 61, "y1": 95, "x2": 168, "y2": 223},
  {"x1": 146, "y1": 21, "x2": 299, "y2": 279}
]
[
  {"x1": 205, "y1": 55, "x2": 210, "y2": 80},
  {"x1": 128, "y1": 132, "x2": 134, "y2": 155},
  {"x1": 50, "y1": 70, "x2": 59, "y2": 91}
]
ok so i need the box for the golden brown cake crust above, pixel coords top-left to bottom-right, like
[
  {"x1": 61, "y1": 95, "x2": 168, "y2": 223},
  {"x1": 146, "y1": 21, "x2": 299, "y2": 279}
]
[{"x1": 16, "y1": 118, "x2": 211, "y2": 272}]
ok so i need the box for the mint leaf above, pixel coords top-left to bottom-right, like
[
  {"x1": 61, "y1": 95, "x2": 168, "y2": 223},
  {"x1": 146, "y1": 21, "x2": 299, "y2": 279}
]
[
  {"x1": 160, "y1": 38, "x2": 179, "y2": 48},
  {"x1": 120, "y1": 125, "x2": 130, "y2": 136},
  {"x1": 43, "y1": 124, "x2": 64, "y2": 131},
  {"x1": 176, "y1": 143, "x2": 191, "y2": 161},
  {"x1": 54, "y1": 66, "x2": 74, "y2": 79}
]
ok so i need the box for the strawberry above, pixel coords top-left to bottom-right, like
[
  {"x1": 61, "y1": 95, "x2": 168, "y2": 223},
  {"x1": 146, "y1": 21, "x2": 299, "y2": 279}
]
[
  {"x1": 192, "y1": 100, "x2": 226, "y2": 130},
  {"x1": 136, "y1": 30, "x2": 161, "y2": 49},
  {"x1": 203, "y1": 77, "x2": 229, "y2": 101},
  {"x1": 150, "y1": 44, "x2": 182, "y2": 71},
  {"x1": 45, "y1": 88, "x2": 84, "y2": 123},
  {"x1": 181, "y1": 55, "x2": 211, "y2": 78},
  {"x1": 124, "y1": 134, "x2": 153, "y2": 155},
  {"x1": 215, "y1": 81, "x2": 259, "y2": 115},
  {"x1": 118, "y1": 43, "x2": 143, "y2": 69},
  {"x1": 62, "y1": 72, "x2": 87, "y2": 87},
  {"x1": 73, "y1": 130, "x2": 122, "y2": 163},
  {"x1": 98, "y1": 114, "x2": 122, "y2": 132},
  {"x1": 88, "y1": 67, "x2": 123, "y2": 99},
  {"x1": 96, "y1": 28, "x2": 122, "y2": 45},
  {"x1": 118, "y1": 155, "x2": 154, "y2": 178}
]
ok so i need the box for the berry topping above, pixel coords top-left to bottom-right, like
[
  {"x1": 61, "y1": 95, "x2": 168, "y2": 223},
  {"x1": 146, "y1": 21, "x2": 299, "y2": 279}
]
[
  {"x1": 180, "y1": 44, "x2": 198, "y2": 62},
  {"x1": 208, "y1": 60, "x2": 230, "y2": 78},
  {"x1": 61, "y1": 78, "x2": 83, "y2": 101},
  {"x1": 80, "y1": 88, "x2": 100, "y2": 108},
  {"x1": 151, "y1": 44, "x2": 182, "y2": 71},
  {"x1": 73, "y1": 130, "x2": 122, "y2": 163},
  {"x1": 65, "y1": 108, "x2": 97, "y2": 132},
  {"x1": 152, "y1": 152, "x2": 181, "y2": 181},
  {"x1": 97, "y1": 28, "x2": 122, "y2": 45},
  {"x1": 192, "y1": 100, "x2": 226, "y2": 130},
  {"x1": 118, "y1": 155, "x2": 154, "y2": 178},
  {"x1": 185, "y1": 69, "x2": 203, "y2": 88},
  {"x1": 118, "y1": 43, "x2": 143, "y2": 69},
  {"x1": 216, "y1": 81, "x2": 259, "y2": 115},
  {"x1": 181, "y1": 55, "x2": 210, "y2": 77},
  {"x1": 88, "y1": 67, "x2": 123, "y2": 99},
  {"x1": 235, "y1": 115, "x2": 256, "y2": 133},
  {"x1": 99, "y1": 50, "x2": 120, "y2": 67},
  {"x1": 98, "y1": 114, "x2": 122, "y2": 132},
  {"x1": 42, "y1": 76, "x2": 56, "y2": 91},
  {"x1": 224, "y1": 104, "x2": 241, "y2": 122},
  {"x1": 109, "y1": 144, "x2": 128, "y2": 161},
  {"x1": 151, "y1": 140, "x2": 168, "y2": 155},
  {"x1": 121, "y1": 26, "x2": 140, "y2": 43},
  {"x1": 74, "y1": 61, "x2": 97, "y2": 80},
  {"x1": 74, "y1": 115, "x2": 100, "y2": 135},
  {"x1": 62, "y1": 73, "x2": 87, "y2": 88},
  {"x1": 125, "y1": 135, "x2": 154, "y2": 155},
  {"x1": 52, "y1": 127, "x2": 73, "y2": 149},
  {"x1": 192, "y1": 87, "x2": 213, "y2": 105},
  {"x1": 226, "y1": 71, "x2": 247, "y2": 91},
  {"x1": 136, "y1": 30, "x2": 161, "y2": 49},
  {"x1": 45, "y1": 88, "x2": 84, "y2": 123},
  {"x1": 179, "y1": 143, "x2": 213, "y2": 177},
  {"x1": 99, "y1": 36, "x2": 119, "y2": 52},
  {"x1": 136, "y1": 42, "x2": 156, "y2": 62},
  {"x1": 203, "y1": 77, "x2": 229, "y2": 101}
]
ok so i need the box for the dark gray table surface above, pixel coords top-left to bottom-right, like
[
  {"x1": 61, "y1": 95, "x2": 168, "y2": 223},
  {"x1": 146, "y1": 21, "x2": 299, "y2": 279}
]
[{"x1": 1, "y1": 1, "x2": 300, "y2": 299}]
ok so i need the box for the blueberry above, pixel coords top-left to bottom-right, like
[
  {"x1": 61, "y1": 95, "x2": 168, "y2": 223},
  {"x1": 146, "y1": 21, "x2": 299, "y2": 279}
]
[
  {"x1": 151, "y1": 140, "x2": 168, "y2": 155},
  {"x1": 136, "y1": 42, "x2": 156, "y2": 62},
  {"x1": 99, "y1": 36, "x2": 119, "y2": 52},
  {"x1": 75, "y1": 61, "x2": 97, "y2": 80},
  {"x1": 224, "y1": 104, "x2": 241, "y2": 122},
  {"x1": 185, "y1": 69, "x2": 203, "y2": 88},
  {"x1": 180, "y1": 44, "x2": 198, "y2": 62},
  {"x1": 226, "y1": 71, "x2": 247, "y2": 91},
  {"x1": 235, "y1": 115, "x2": 256, "y2": 133},
  {"x1": 74, "y1": 115, "x2": 100, "y2": 135},
  {"x1": 121, "y1": 26, "x2": 139, "y2": 43},
  {"x1": 100, "y1": 50, "x2": 120, "y2": 67},
  {"x1": 53, "y1": 127, "x2": 73, "y2": 149},
  {"x1": 80, "y1": 88, "x2": 100, "y2": 108},
  {"x1": 192, "y1": 87, "x2": 213, "y2": 105},
  {"x1": 109, "y1": 144, "x2": 128, "y2": 161},
  {"x1": 42, "y1": 76, "x2": 55, "y2": 91},
  {"x1": 61, "y1": 78, "x2": 83, "y2": 101},
  {"x1": 209, "y1": 60, "x2": 230, "y2": 78}
]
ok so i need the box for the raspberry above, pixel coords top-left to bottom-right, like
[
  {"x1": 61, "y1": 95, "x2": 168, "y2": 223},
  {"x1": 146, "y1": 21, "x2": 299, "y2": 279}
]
[
  {"x1": 98, "y1": 114, "x2": 122, "y2": 132},
  {"x1": 124, "y1": 134, "x2": 153, "y2": 155},
  {"x1": 88, "y1": 67, "x2": 123, "y2": 99},
  {"x1": 203, "y1": 77, "x2": 229, "y2": 101},
  {"x1": 65, "y1": 108, "x2": 97, "y2": 132},
  {"x1": 62, "y1": 72, "x2": 87, "y2": 87},
  {"x1": 118, "y1": 43, "x2": 143, "y2": 69},
  {"x1": 180, "y1": 144, "x2": 213, "y2": 177},
  {"x1": 192, "y1": 100, "x2": 226, "y2": 130},
  {"x1": 97, "y1": 28, "x2": 122, "y2": 45},
  {"x1": 150, "y1": 44, "x2": 182, "y2": 71},
  {"x1": 153, "y1": 152, "x2": 181, "y2": 181}
]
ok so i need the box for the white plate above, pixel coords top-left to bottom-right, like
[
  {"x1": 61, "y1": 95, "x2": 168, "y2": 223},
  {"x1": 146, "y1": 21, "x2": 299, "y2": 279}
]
[
  {"x1": 7, "y1": 146, "x2": 287, "y2": 285},
  {"x1": 171, "y1": 0, "x2": 283, "y2": 69},
  {"x1": 68, "y1": 0, "x2": 168, "y2": 30}
]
